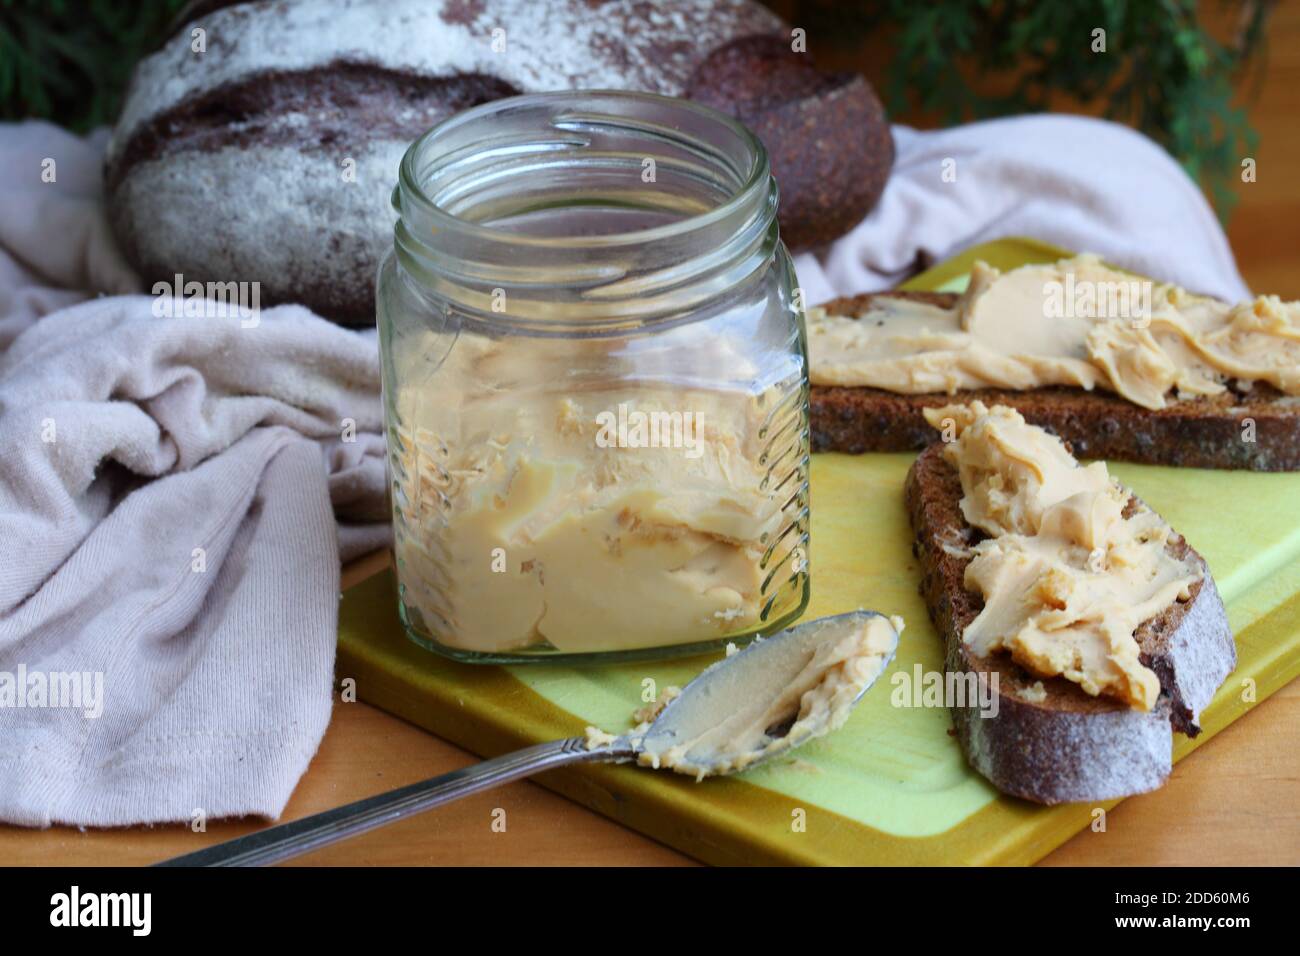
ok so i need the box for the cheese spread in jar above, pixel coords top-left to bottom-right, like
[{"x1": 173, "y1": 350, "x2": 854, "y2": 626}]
[
  {"x1": 388, "y1": 330, "x2": 806, "y2": 655},
  {"x1": 378, "y1": 92, "x2": 810, "y2": 661}
]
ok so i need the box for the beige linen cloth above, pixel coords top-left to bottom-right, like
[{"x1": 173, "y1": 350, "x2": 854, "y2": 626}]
[{"x1": 0, "y1": 114, "x2": 1249, "y2": 827}]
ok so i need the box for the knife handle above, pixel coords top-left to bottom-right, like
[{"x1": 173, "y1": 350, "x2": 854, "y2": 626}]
[{"x1": 157, "y1": 736, "x2": 617, "y2": 867}]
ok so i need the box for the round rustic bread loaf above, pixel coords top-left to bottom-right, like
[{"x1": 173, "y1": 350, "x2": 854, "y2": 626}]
[
  {"x1": 687, "y1": 35, "x2": 894, "y2": 250},
  {"x1": 106, "y1": 0, "x2": 892, "y2": 324}
]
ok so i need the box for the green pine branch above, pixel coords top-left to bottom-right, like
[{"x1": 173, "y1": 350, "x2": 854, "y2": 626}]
[
  {"x1": 0, "y1": 0, "x2": 190, "y2": 132},
  {"x1": 794, "y1": 0, "x2": 1272, "y2": 221},
  {"x1": 0, "y1": 0, "x2": 1272, "y2": 221}
]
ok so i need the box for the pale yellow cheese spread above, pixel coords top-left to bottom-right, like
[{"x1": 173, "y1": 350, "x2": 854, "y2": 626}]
[
  {"x1": 809, "y1": 255, "x2": 1300, "y2": 409},
  {"x1": 389, "y1": 328, "x2": 804, "y2": 655},
  {"x1": 923, "y1": 402, "x2": 1202, "y2": 710},
  {"x1": 585, "y1": 613, "x2": 902, "y2": 779}
]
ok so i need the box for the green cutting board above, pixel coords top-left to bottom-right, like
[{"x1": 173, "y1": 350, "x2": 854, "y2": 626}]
[{"x1": 338, "y1": 238, "x2": 1300, "y2": 865}]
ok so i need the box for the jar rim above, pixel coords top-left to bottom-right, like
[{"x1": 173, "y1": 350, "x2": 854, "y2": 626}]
[{"x1": 396, "y1": 89, "x2": 771, "y2": 250}]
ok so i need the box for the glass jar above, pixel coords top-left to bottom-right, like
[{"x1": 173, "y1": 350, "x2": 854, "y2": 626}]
[{"x1": 378, "y1": 91, "x2": 810, "y2": 664}]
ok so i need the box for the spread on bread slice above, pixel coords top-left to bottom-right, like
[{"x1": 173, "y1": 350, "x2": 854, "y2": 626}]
[
  {"x1": 810, "y1": 256, "x2": 1300, "y2": 470},
  {"x1": 905, "y1": 402, "x2": 1237, "y2": 804}
]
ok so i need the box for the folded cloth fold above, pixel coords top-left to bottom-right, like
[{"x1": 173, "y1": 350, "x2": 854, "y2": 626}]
[
  {"x1": 0, "y1": 296, "x2": 385, "y2": 826},
  {"x1": 0, "y1": 112, "x2": 1250, "y2": 827},
  {"x1": 0, "y1": 122, "x2": 386, "y2": 826},
  {"x1": 791, "y1": 115, "x2": 1250, "y2": 306},
  {"x1": 0, "y1": 125, "x2": 138, "y2": 349}
]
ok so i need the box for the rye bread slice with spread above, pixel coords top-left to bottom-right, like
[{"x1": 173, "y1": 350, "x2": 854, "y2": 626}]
[
  {"x1": 904, "y1": 442, "x2": 1237, "y2": 804},
  {"x1": 811, "y1": 291, "x2": 1300, "y2": 471}
]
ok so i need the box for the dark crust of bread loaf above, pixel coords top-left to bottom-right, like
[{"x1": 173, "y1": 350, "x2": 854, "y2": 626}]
[
  {"x1": 106, "y1": 63, "x2": 520, "y2": 325},
  {"x1": 106, "y1": 64, "x2": 521, "y2": 193},
  {"x1": 811, "y1": 291, "x2": 1300, "y2": 471},
  {"x1": 904, "y1": 443, "x2": 1237, "y2": 804},
  {"x1": 686, "y1": 35, "x2": 893, "y2": 250}
]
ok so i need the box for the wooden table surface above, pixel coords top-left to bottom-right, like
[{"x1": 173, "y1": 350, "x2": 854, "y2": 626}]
[{"x1": 4, "y1": 6, "x2": 1298, "y2": 870}]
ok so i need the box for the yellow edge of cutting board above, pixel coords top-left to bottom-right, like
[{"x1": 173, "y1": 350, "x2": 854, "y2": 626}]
[{"x1": 339, "y1": 237, "x2": 1300, "y2": 865}]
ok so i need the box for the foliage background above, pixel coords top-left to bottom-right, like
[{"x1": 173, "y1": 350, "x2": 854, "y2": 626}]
[
  {"x1": 0, "y1": 0, "x2": 189, "y2": 133},
  {"x1": 0, "y1": 0, "x2": 1273, "y2": 217},
  {"x1": 783, "y1": 0, "x2": 1273, "y2": 216}
]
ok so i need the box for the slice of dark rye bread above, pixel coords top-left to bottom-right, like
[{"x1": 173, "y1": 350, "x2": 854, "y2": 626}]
[
  {"x1": 811, "y1": 291, "x2": 1300, "y2": 471},
  {"x1": 904, "y1": 442, "x2": 1237, "y2": 804}
]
